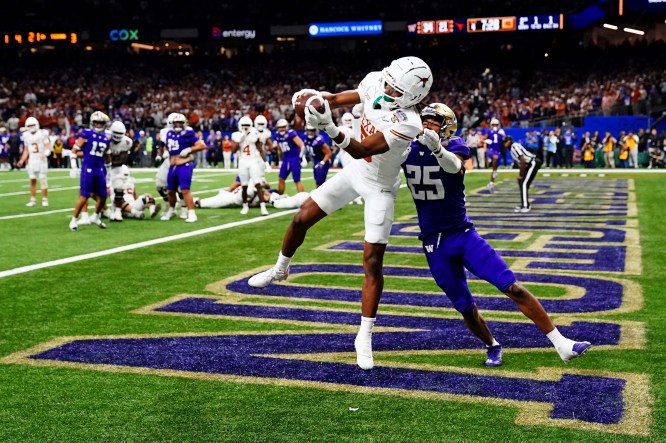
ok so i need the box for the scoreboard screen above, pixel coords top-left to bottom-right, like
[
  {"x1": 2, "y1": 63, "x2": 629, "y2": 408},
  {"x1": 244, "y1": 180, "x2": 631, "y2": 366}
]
[{"x1": 407, "y1": 14, "x2": 563, "y2": 35}]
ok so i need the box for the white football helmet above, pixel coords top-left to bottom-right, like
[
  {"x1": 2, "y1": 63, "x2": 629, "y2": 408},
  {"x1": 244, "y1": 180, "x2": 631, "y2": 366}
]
[
  {"x1": 341, "y1": 113, "x2": 353, "y2": 129},
  {"x1": 254, "y1": 115, "x2": 268, "y2": 131},
  {"x1": 172, "y1": 113, "x2": 187, "y2": 133},
  {"x1": 25, "y1": 117, "x2": 40, "y2": 133},
  {"x1": 305, "y1": 124, "x2": 317, "y2": 139},
  {"x1": 110, "y1": 121, "x2": 126, "y2": 143},
  {"x1": 276, "y1": 119, "x2": 289, "y2": 135},
  {"x1": 90, "y1": 111, "x2": 110, "y2": 133},
  {"x1": 490, "y1": 118, "x2": 501, "y2": 131},
  {"x1": 166, "y1": 112, "x2": 178, "y2": 128},
  {"x1": 238, "y1": 116, "x2": 253, "y2": 134},
  {"x1": 381, "y1": 56, "x2": 433, "y2": 109}
]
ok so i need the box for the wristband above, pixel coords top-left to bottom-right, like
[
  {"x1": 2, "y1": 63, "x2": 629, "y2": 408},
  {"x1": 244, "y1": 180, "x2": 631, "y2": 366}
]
[{"x1": 337, "y1": 132, "x2": 351, "y2": 150}]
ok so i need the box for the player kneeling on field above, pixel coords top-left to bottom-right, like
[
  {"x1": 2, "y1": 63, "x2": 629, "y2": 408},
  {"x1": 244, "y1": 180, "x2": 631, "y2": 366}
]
[{"x1": 113, "y1": 165, "x2": 161, "y2": 219}]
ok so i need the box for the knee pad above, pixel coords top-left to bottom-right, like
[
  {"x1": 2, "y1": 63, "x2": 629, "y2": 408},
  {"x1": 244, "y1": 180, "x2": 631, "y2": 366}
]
[{"x1": 157, "y1": 186, "x2": 168, "y2": 201}]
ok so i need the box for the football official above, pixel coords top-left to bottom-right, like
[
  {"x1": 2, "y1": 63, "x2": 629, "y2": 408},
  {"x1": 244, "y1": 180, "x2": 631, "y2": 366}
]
[{"x1": 506, "y1": 136, "x2": 541, "y2": 213}]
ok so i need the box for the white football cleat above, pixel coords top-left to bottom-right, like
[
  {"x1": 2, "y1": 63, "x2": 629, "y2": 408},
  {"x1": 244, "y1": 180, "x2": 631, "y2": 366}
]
[
  {"x1": 41, "y1": 199, "x2": 48, "y2": 207},
  {"x1": 185, "y1": 212, "x2": 198, "y2": 223},
  {"x1": 260, "y1": 205, "x2": 269, "y2": 216},
  {"x1": 113, "y1": 207, "x2": 123, "y2": 221},
  {"x1": 240, "y1": 204, "x2": 249, "y2": 215},
  {"x1": 354, "y1": 332, "x2": 374, "y2": 370},
  {"x1": 557, "y1": 340, "x2": 592, "y2": 363},
  {"x1": 179, "y1": 206, "x2": 188, "y2": 219},
  {"x1": 69, "y1": 218, "x2": 78, "y2": 232},
  {"x1": 248, "y1": 267, "x2": 289, "y2": 288},
  {"x1": 26, "y1": 201, "x2": 36, "y2": 207},
  {"x1": 89, "y1": 213, "x2": 107, "y2": 229},
  {"x1": 78, "y1": 213, "x2": 91, "y2": 225},
  {"x1": 161, "y1": 210, "x2": 175, "y2": 221}
]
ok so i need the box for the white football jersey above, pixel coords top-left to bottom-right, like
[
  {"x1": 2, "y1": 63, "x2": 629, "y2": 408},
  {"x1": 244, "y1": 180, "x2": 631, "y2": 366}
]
[
  {"x1": 257, "y1": 129, "x2": 272, "y2": 145},
  {"x1": 110, "y1": 135, "x2": 133, "y2": 155},
  {"x1": 22, "y1": 130, "x2": 51, "y2": 161},
  {"x1": 232, "y1": 128, "x2": 262, "y2": 164},
  {"x1": 354, "y1": 71, "x2": 422, "y2": 187}
]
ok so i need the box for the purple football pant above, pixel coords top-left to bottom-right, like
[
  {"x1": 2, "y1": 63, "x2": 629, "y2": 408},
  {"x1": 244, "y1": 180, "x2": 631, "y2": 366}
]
[
  {"x1": 313, "y1": 162, "x2": 330, "y2": 186},
  {"x1": 80, "y1": 167, "x2": 107, "y2": 198},
  {"x1": 279, "y1": 157, "x2": 301, "y2": 182},
  {"x1": 422, "y1": 228, "x2": 516, "y2": 313},
  {"x1": 167, "y1": 162, "x2": 194, "y2": 191}
]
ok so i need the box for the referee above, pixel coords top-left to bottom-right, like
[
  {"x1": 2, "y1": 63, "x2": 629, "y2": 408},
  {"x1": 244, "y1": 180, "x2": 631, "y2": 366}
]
[{"x1": 505, "y1": 136, "x2": 541, "y2": 213}]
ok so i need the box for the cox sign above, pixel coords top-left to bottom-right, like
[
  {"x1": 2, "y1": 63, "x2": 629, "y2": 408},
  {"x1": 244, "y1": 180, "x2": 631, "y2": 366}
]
[{"x1": 110, "y1": 29, "x2": 139, "y2": 41}]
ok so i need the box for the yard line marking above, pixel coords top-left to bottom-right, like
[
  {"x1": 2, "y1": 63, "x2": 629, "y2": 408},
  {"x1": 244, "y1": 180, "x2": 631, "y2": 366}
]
[{"x1": 0, "y1": 209, "x2": 299, "y2": 279}]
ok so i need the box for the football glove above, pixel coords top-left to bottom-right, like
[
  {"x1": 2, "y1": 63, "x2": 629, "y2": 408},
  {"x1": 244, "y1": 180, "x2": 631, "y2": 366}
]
[
  {"x1": 305, "y1": 100, "x2": 339, "y2": 138},
  {"x1": 418, "y1": 129, "x2": 442, "y2": 155},
  {"x1": 300, "y1": 156, "x2": 308, "y2": 167},
  {"x1": 292, "y1": 88, "x2": 321, "y2": 108}
]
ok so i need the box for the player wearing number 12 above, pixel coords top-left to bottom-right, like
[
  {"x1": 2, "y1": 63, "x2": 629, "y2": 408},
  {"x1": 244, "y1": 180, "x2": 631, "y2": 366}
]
[
  {"x1": 69, "y1": 111, "x2": 112, "y2": 231},
  {"x1": 403, "y1": 103, "x2": 591, "y2": 366}
]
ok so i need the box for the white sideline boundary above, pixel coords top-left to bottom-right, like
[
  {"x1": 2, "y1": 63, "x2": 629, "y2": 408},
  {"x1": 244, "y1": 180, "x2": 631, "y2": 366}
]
[{"x1": 0, "y1": 209, "x2": 299, "y2": 279}]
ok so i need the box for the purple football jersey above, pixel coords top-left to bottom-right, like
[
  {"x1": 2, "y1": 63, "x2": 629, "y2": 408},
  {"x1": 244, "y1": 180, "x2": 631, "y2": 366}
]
[
  {"x1": 304, "y1": 134, "x2": 327, "y2": 163},
  {"x1": 402, "y1": 137, "x2": 473, "y2": 237},
  {"x1": 79, "y1": 129, "x2": 111, "y2": 169},
  {"x1": 485, "y1": 129, "x2": 504, "y2": 152},
  {"x1": 274, "y1": 129, "x2": 301, "y2": 160},
  {"x1": 166, "y1": 128, "x2": 198, "y2": 157}
]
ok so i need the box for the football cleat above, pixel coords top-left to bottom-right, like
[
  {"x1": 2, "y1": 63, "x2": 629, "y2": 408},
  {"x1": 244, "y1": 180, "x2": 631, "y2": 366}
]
[
  {"x1": 160, "y1": 210, "x2": 175, "y2": 221},
  {"x1": 89, "y1": 213, "x2": 107, "y2": 229},
  {"x1": 26, "y1": 201, "x2": 36, "y2": 207},
  {"x1": 240, "y1": 204, "x2": 249, "y2": 215},
  {"x1": 514, "y1": 206, "x2": 523, "y2": 213},
  {"x1": 248, "y1": 267, "x2": 288, "y2": 288},
  {"x1": 260, "y1": 205, "x2": 269, "y2": 216},
  {"x1": 185, "y1": 212, "x2": 197, "y2": 223},
  {"x1": 179, "y1": 206, "x2": 188, "y2": 219},
  {"x1": 558, "y1": 341, "x2": 592, "y2": 363},
  {"x1": 41, "y1": 199, "x2": 48, "y2": 207},
  {"x1": 69, "y1": 218, "x2": 78, "y2": 232},
  {"x1": 518, "y1": 206, "x2": 532, "y2": 213},
  {"x1": 485, "y1": 344, "x2": 503, "y2": 367},
  {"x1": 78, "y1": 213, "x2": 91, "y2": 225},
  {"x1": 487, "y1": 182, "x2": 494, "y2": 194},
  {"x1": 354, "y1": 332, "x2": 374, "y2": 370},
  {"x1": 151, "y1": 203, "x2": 162, "y2": 218}
]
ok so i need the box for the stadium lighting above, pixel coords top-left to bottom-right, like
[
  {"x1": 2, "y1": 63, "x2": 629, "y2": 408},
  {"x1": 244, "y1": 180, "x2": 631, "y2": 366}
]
[
  {"x1": 131, "y1": 42, "x2": 154, "y2": 50},
  {"x1": 623, "y1": 27, "x2": 644, "y2": 35},
  {"x1": 603, "y1": 24, "x2": 618, "y2": 30}
]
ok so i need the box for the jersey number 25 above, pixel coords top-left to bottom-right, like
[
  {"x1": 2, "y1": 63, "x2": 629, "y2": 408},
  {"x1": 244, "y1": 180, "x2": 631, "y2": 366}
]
[{"x1": 405, "y1": 165, "x2": 445, "y2": 200}]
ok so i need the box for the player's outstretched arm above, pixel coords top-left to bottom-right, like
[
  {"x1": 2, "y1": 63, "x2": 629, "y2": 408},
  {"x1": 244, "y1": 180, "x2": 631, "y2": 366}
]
[{"x1": 321, "y1": 91, "x2": 361, "y2": 109}]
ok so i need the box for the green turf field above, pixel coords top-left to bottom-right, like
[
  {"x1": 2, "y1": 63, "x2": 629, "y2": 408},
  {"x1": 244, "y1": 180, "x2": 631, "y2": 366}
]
[{"x1": 0, "y1": 167, "x2": 663, "y2": 442}]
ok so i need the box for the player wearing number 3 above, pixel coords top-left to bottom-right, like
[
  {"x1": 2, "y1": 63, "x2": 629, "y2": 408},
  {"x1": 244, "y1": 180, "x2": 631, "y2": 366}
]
[
  {"x1": 403, "y1": 103, "x2": 591, "y2": 366},
  {"x1": 248, "y1": 56, "x2": 432, "y2": 370},
  {"x1": 69, "y1": 111, "x2": 112, "y2": 231}
]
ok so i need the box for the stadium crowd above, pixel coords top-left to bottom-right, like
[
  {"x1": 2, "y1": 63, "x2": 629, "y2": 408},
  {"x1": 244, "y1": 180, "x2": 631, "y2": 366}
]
[{"x1": 1, "y1": 42, "x2": 665, "y2": 169}]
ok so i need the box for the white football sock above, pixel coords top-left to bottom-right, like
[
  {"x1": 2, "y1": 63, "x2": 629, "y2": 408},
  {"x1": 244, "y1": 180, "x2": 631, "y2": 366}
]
[
  {"x1": 359, "y1": 316, "x2": 376, "y2": 335},
  {"x1": 276, "y1": 251, "x2": 292, "y2": 272},
  {"x1": 546, "y1": 327, "x2": 568, "y2": 349}
]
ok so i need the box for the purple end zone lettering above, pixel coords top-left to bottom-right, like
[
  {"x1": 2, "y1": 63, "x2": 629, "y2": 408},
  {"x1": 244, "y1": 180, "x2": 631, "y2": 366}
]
[
  {"x1": 29, "y1": 332, "x2": 625, "y2": 425},
  {"x1": 225, "y1": 264, "x2": 623, "y2": 313}
]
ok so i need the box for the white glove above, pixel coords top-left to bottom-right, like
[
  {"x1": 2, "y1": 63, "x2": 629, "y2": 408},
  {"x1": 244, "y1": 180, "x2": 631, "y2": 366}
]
[
  {"x1": 417, "y1": 129, "x2": 442, "y2": 154},
  {"x1": 352, "y1": 103, "x2": 364, "y2": 118},
  {"x1": 300, "y1": 156, "x2": 308, "y2": 167},
  {"x1": 291, "y1": 88, "x2": 321, "y2": 108},
  {"x1": 180, "y1": 147, "x2": 192, "y2": 158},
  {"x1": 304, "y1": 100, "x2": 339, "y2": 137}
]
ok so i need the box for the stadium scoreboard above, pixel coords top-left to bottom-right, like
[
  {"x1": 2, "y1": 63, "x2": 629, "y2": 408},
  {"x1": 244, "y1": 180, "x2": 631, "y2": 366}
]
[
  {"x1": 2, "y1": 32, "x2": 78, "y2": 45},
  {"x1": 407, "y1": 14, "x2": 563, "y2": 35}
]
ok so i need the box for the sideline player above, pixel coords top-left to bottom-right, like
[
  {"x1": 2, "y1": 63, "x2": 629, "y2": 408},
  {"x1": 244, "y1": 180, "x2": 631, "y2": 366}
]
[
  {"x1": 248, "y1": 56, "x2": 433, "y2": 370},
  {"x1": 274, "y1": 119, "x2": 306, "y2": 194},
  {"x1": 504, "y1": 135, "x2": 541, "y2": 213},
  {"x1": 232, "y1": 116, "x2": 269, "y2": 216},
  {"x1": 484, "y1": 118, "x2": 504, "y2": 193},
  {"x1": 159, "y1": 113, "x2": 207, "y2": 223},
  {"x1": 17, "y1": 117, "x2": 51, "y2": 207},
  {"x1": 303, "y1": 125, "x2": 332, "y2": 187},
  {"x1": 403, "y1": 103, "x2": 591, "y2": 365},
  {"x1": 69, "y1": 111, "x2": 112, "y2": 231}
]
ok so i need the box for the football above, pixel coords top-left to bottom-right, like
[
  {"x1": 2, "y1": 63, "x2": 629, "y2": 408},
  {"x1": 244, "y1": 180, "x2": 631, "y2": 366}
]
[{"x1": 294, "y1": 92, "x2": 326, "y2": 119}]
